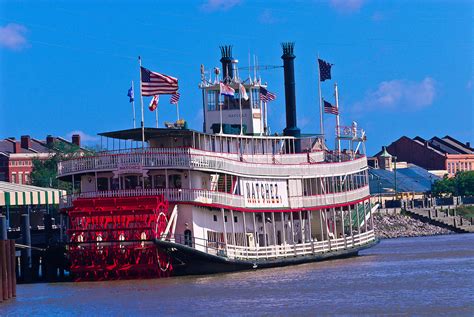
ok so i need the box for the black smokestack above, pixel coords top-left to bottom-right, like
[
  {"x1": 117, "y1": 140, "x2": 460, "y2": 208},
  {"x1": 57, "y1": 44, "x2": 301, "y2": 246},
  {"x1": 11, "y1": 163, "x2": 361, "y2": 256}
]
[
  {"x1": 220, "y1": 45, "x2": 233, "y2": 83},
  {"x1": 281, "y1": 42, "x2": 301, "y2": 143}
]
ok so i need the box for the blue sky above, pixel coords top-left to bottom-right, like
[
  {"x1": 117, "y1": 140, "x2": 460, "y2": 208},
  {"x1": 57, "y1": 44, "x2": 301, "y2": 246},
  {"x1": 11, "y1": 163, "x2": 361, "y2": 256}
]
[{"x1": 0, "y1": 0, "x2": 472, "y2": 155}]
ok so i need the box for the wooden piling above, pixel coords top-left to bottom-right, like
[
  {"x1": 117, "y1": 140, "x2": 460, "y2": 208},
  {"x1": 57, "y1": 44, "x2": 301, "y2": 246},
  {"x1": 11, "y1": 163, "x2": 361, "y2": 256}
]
[
  {"x1": 0, "y1": 241, "x2": 3, "y2": 303},
  {"x1": 0, "y1": 240, "x2": 7, "y2": 301},
  {"x1": 10, "y1": 240, "x2": 16, "y2": 297}
]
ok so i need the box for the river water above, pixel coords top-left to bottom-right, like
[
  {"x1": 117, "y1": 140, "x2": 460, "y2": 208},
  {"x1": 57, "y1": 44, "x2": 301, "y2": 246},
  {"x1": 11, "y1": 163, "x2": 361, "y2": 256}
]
[{"x1": 3, "y1": 234, "x2": 474, "y2": 316}]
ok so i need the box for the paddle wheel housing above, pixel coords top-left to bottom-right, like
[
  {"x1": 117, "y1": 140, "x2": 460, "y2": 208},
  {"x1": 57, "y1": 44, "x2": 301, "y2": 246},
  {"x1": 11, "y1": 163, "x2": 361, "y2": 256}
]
[{"x1": 67, "y1": 195, "x2": 172, "y2": 281}]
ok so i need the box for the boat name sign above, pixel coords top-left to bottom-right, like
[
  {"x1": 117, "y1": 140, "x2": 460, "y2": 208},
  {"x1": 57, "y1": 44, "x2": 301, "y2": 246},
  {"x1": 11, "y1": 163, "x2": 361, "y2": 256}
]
[{"x1": 240, "y1": 179, "x2": 288, "y2": 208}]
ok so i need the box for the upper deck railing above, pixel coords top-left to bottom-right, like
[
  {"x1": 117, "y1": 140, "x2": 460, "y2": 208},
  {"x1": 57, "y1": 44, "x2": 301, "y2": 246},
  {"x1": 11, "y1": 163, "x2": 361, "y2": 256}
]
[
  {"x1": 57, "y1": 147, "x2": 366, "y2": 178},
  {"x1": 60, "y1": 186, "x2": 370, "y2": 210}
]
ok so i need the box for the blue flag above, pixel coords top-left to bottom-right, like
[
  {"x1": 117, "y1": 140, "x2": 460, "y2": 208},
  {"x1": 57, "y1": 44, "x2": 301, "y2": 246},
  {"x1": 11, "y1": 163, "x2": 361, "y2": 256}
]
[{"x1": 127, "y1": 86, "x2": 134, "y2": 103}]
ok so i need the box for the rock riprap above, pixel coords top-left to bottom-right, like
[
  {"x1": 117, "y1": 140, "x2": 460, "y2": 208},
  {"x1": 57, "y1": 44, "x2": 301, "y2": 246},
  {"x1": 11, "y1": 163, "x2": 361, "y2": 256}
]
[{"x1": 373, "y1": 214, "x2": 452, "y2": 239}]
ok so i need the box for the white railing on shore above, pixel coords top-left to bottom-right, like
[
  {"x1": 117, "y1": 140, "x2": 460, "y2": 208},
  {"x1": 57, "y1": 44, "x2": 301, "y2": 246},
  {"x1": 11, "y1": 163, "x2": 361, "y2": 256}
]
[
  {"x1": 167, "y1": 230, "x2": 375, "y2": 261},
  {"x1": 58, "y1": 147, "x2": 365, "y2": 178},
  {"x1": 60, "y1": 186, "x2": 370, "y2": 210}
]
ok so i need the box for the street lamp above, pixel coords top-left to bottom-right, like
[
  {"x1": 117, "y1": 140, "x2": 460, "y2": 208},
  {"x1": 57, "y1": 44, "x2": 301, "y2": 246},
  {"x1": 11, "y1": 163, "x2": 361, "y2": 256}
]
[{"x1": 393, "y1": 156, "x2": 397, "y2": 200}]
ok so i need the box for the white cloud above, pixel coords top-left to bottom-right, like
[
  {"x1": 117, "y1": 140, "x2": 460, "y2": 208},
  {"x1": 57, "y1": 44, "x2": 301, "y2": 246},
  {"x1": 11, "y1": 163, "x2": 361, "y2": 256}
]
[
  {"x1": 259, "y1": 9, "x2": 282, "y2": 24},
  {"x1": 353, "y1": 77, "x2": 436, "y2": 112},
  {"x1": 65, "y1": 130, "x2": 99, "y2": 144},
  {"x1": 329, "y1": 0, "x2": 365, "y2": 13},
  {"x1": 371, "y1": 11, "x2": 385, "y2": 22},
  {"x1": 0, "y1": 23, "x2": 28, "y2": 50},
  {"x1": 201, "y1": 0, "x2": 242, "y2": 12}
]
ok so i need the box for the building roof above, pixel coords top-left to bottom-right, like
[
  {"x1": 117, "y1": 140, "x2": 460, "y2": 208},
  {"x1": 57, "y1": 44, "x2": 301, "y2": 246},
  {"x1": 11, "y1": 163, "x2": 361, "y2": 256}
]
[
  {"x1": 373, "y1": 135, "x2": 473, "y2": 157},
  {"x1": 98, "y1": 127, "x2": 195, "y2": 141},
  {"x1": 369, "y1": 165, "x2": 440, "y2": 194},
  {"x1": 0, "y1": 181, "x2": 66, "y2": 207}
]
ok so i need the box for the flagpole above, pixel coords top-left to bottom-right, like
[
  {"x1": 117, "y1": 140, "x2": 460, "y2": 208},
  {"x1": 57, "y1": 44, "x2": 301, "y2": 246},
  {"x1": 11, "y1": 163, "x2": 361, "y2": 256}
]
[
  {"x1": 176, "y1": 102, "x2": 180, "y2": 121},
  {"x1": 263, "y1": 101, "x2": 268, "y2": 135},
  {"x1": 259, "y1": 97, "x2": 263, "y2": 136},
  {"x1": 138, "y1": 56, "x2": 145, "y2": 150},
  {"x1": 317, "y1": 55, "x2": 324, "y2": 145},
  {"x1": 131, "y1": 80, "x2": 136, "y2": 128},
  {"x1": 239, "y1": 88, "x2": 243, "y2": 135},
  {"x1": 155, "y1": 106, "x2": 159, "y2": 128},
  {"x1": 219, "y1": 103, "x2": 223, "y2": 134},
  {"x1": 334, "y1": 83, "x2": 341, "y2": 155}
]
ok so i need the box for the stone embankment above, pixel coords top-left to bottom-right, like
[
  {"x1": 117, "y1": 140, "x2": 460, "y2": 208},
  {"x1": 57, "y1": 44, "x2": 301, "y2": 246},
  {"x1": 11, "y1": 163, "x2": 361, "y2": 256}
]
[{"x1": 373, "y1": 213, "x2": 453, "y2": 239}]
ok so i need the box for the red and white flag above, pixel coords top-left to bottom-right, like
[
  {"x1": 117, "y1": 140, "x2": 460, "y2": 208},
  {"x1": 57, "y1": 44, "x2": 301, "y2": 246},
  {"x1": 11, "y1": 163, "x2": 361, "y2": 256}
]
[
  {"x1": 141, "y1": 66, "x2": 178, "y2": 96},
  {"x1": 239, "y1": 84, "x2": 249, "y2": 101},
  {"x1": 219, "y1": 82, "x2": 235, "y2": 96},
  {"x1": 148, "y1": 95, "x2": 159, "y2": 111}
]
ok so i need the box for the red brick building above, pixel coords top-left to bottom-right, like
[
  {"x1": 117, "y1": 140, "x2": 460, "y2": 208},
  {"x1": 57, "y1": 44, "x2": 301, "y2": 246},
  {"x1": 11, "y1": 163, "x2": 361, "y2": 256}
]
[
  {"x1": 372, "y1": 135, "x2": 473, "y2": 177},
  {"x1": 0, "y1": 134, "x2": 82, "y2": 184}
]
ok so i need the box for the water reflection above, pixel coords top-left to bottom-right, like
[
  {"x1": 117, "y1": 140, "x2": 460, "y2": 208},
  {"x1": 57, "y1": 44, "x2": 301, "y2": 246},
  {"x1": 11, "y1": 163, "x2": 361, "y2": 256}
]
[{"x1": 4, "y1": 234, "x2": 474, "y2": 315}]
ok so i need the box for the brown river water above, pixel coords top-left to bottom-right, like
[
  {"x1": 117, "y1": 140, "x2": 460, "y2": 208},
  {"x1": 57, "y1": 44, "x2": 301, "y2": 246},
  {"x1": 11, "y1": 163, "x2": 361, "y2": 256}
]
[{"x1": 2, "y1": 234, "x2": 474, "y2": 316}]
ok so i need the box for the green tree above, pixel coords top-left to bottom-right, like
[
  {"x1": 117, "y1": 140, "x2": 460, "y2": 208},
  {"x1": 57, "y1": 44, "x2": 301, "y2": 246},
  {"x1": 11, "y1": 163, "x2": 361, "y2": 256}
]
[
  {"x1": 30, "y1": 140, "x2": 92, "y2": 192},
  {"x1": 432, "y1": 171, "x2": 474, "y2": 197}
]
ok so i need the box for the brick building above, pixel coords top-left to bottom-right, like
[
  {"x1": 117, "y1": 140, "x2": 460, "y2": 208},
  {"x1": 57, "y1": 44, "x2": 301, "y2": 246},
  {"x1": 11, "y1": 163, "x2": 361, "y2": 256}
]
[
  {"x1": 371, "y1": 135, "x2": 473, "y2": 177},
  {"x1": 0, "y1": 134, "x2": 82, "y2": 184}
]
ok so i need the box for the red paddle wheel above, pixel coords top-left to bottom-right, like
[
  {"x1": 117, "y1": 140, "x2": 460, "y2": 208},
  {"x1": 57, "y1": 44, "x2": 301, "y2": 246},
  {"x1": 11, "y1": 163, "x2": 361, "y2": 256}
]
[{"x1": 66, "y1": 195, "x2": 172, "y2": 281}]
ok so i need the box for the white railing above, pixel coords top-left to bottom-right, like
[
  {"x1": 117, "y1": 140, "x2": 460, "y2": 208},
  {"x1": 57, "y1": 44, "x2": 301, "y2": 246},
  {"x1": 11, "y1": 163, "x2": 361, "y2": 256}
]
[
  {"x1": 60, "y1": 186, "x2": 370, "y2": 210},
  {"x1": 175, "y1": 230, "x2": 375, "y2": 261},
  {"x1": 225, "y1": 230, "x2": 375, "y2": 260},
  {"x1": 289, "y1": 187, "x2": 370, "y2": 208},
  {"x1": 58, "y1": 147, "x2": 363, "y2": 178}
]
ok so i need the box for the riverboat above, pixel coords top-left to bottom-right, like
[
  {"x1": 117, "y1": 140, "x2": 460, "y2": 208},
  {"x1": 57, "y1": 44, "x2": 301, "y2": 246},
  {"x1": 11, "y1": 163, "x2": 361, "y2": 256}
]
[{"x1": 58, "y1": 43, "x2": 377, "y2": 280}]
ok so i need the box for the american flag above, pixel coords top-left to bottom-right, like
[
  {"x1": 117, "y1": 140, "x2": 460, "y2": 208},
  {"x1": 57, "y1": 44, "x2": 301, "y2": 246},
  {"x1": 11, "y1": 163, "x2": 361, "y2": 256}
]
[
  {"x1": 259, "y1": 87, "x2": 276, "y2": 102},
  {"x1": 141, "y1": 66, "x2": 178, "y2": 96},
  {"x1": 318, "y1": 59, "x2": 332, "y2": 82},
  {"x1": 324, "y1": 100, "x2": 338, "y2": 115},
  {"x1": 170, "y1": 92, "x2": 180, "y2": 104}
]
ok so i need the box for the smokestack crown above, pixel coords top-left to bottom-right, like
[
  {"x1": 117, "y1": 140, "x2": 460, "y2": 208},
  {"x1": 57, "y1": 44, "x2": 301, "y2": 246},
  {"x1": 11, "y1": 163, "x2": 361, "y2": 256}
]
[
  {"x1": 219, "y1": 45, "x2": 233, "y2": 83},
  {"x1": 281, "y1": 42, "x2": 295, "y2": 57}
]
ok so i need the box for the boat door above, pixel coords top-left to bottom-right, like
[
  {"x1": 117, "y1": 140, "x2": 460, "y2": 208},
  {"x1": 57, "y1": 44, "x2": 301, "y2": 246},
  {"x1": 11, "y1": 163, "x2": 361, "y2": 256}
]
[
  {"x1": 184, "y1": 229, "x2": 193, "y2": 247},
  {"x1": 246, "y1": 233, "x2": 255, "y2": 248}
]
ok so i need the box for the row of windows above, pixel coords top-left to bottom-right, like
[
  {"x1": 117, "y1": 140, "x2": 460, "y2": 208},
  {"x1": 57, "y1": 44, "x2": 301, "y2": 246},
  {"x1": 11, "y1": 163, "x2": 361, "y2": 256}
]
[
  {"x1": 302, "y1": 171, "x2": 368, "y2": 196},
  {"x1": 96, "y1": 174, "x2": 183, "y2": 191},
  {"x1": 447, "y1": 161, "x2": 472, "y2": 174},
  {"x1": 207, "y1": 88, "x2": 260, "y2": 111},
  {"x1": 10, "y1": 172, "x2": 30, "y2": 184},
  {"x1": 9, "y1": 160, "x2": 33, "y2": 167},
  {"x1": 213, "y1": 214, "x2": 238, "y2": 223}
]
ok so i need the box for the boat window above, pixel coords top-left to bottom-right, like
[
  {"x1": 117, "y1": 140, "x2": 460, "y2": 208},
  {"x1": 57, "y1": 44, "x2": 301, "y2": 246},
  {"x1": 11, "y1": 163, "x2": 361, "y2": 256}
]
[
  {"x1": 251, "y1": 89, "x2": 260, "y2": 109},
  {"x1": 207, "y1": 90, "x2": 218, "y2": 111},
  {"x1": 234, "y1": 216, "x2": 238, "y2": 223},
  {"x1": 123, "y1": 175, "x2": 140, "y2": 189},
  {"x1": 213, "y1": 215, "x2": 217, "y2": 222},
  {"x1": 97, "y1": 177, "x2": 109, "y2": 191},
  {"x1": 168, "y1": 174, "x2": 182, "y2": 189},
  {"x1": 153, "y1": 175, "x2": 166, "y2": 189}
]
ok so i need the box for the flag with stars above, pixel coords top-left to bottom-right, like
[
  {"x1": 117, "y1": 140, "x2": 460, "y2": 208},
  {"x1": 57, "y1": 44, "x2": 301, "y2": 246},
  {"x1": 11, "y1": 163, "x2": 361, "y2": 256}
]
[
  {"x1": 259, "y1": 87, "x2": 276, "y2": 102},
  {"x1": 318, "y1": 59, "x2": 333, "y2": 82},
  {"x1": 141, "y1": 66, "x2": 178, "y2": 96},
  {"x1": 323, "y1": 100, "x2": 338, "y2": 115}
]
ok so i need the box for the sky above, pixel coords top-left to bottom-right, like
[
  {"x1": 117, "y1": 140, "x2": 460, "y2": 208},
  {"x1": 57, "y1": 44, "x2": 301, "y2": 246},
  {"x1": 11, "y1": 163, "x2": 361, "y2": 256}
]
[{"x1": 0, "y1": 0, "x2": 472, "y2": 155}]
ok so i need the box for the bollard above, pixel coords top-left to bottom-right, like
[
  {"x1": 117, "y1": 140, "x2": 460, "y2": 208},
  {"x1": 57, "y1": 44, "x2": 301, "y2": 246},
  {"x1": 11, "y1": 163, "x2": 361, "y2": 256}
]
[
  {"x1": 10, "y1": 240, "x2": 16, "y2": 297},
  {"x1": 20, "y1": 213, "x2": 32, "y2": 282}
]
